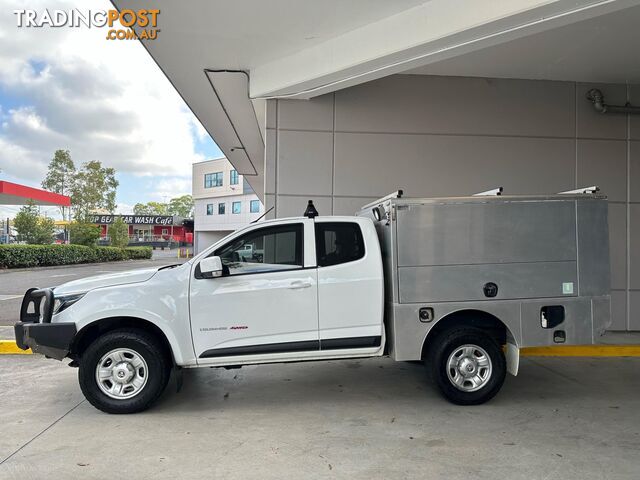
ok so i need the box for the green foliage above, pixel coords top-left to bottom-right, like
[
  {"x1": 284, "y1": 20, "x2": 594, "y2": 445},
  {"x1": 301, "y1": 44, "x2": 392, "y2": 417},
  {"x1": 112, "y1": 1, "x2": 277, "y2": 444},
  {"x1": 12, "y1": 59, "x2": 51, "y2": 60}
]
[
  {"x1": 133, "y1": 201, "x2": 169, "y2": 215},
  {"x1": 109, "y1": 217, "x2": 129, "y2": 248},
  {"x1": 71, "y1": 160, "x2": 119, "y2": 220},
  {"x1": 69, "y1": 222, "x2": 101, "y2": 247},
  {"x1": 133, "y1": 195, "x2": 194, "y2": 218},
  {"x1": 168, "y1": 195, "x2": 194, "y2": 217},
  {"x1": 0, "y1": 245, "x2": 152, "y2": 269},
  {"x1": 41, "y1": 149, "x2": 76, "y2": 221},
  {"x1": 13, "y1": 201, "x2": 55, "y2": 244}
]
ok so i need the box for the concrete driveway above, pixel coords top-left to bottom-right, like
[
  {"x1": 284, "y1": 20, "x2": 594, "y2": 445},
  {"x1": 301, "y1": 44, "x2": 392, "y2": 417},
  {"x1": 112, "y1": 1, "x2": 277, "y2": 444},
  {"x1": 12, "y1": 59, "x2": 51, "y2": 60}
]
[{"x1": 1, "y1": 355, "x2": 639, "y2": 479}]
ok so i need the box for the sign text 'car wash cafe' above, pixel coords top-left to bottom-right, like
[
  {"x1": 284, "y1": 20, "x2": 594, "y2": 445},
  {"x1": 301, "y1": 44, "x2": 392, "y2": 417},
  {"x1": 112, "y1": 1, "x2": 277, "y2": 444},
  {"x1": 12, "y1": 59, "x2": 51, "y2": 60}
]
[{"x1": 89, "y1": 214, "x2": 193, "y2": 246}]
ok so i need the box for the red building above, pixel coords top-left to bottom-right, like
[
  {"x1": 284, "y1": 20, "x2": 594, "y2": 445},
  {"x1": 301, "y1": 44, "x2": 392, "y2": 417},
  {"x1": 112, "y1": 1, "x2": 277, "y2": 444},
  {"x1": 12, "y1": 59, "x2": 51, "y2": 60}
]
[{"x1": 88, "y1": 214, "x2": 193, "y2": 246}]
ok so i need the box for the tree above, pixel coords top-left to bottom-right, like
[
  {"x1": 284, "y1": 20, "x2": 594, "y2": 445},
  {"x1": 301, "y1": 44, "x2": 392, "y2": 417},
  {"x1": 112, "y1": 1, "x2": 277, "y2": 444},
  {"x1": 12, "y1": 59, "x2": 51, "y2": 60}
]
[
  {"x1": 132, "y1": 196, "x2": 194, "y2": 217},
  {"x1": 109, "y1": 217, "x2": 129, "y2": 248},
  {"x1": 168, "y1": 195, "x2": 194, "y2": 217},
  {"x1": 41, "y1": 150, "x2": 76, "y2": 221},
  {"x1": 71, "y1": 161, "x2": 119, "y2": 220},
  {"x1": 133, "y1": 201, "x2": 168, "y2": 215},
  {"x1": 13, "y1": 201, "x2": 55, "y2": 244},
  {"x1": 69, "y1": 222, "x2": 101, "y2": 247}
]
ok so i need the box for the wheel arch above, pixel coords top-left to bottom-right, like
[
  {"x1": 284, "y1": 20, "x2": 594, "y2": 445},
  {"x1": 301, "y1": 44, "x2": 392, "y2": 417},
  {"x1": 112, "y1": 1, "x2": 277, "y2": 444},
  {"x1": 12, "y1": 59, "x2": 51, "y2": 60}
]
[
  {"x1": 420, "y1": 309, "x2": 517, "y2": 360},
  {"x1": 70, "y1": 316, "x2": 175, "y2": 365}
]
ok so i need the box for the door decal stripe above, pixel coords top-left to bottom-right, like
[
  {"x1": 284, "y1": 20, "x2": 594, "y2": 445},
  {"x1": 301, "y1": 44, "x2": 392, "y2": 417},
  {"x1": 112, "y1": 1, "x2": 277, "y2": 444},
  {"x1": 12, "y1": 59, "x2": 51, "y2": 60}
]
[
  {"x1": 199, "y1": 336, "x2": 382, "y2": 358},
  {"x1": 200, "y1": 340, "x2": 319, "y2": 358},
  {"x1": 321, "y1": 336, "x2": 381, "y2": 350}
]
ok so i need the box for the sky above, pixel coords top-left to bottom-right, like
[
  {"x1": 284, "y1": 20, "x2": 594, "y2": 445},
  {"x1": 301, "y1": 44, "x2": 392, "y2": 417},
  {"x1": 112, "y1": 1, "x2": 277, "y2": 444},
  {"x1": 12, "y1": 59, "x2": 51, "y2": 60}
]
[{"x1": 0, "y1": 0, "x2": 223, "y2": 219}]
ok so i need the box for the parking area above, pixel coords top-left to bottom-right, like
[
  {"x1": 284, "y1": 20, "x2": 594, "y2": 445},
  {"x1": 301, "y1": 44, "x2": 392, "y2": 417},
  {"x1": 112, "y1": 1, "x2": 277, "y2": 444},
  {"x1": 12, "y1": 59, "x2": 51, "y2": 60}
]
[
  {"x1": 0, "y1": 251, "x2": 186, "y2": 326},
  {"x1": 1, "y1": 354, "x2": 639, "y2": 479}
]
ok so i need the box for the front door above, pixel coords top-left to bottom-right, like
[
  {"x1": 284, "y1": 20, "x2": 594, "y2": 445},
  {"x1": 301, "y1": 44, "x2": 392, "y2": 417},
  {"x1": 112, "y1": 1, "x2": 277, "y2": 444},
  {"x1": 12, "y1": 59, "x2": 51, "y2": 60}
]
[{"x1": 190, "y1": 221, "x2": 319, "y2": 362}]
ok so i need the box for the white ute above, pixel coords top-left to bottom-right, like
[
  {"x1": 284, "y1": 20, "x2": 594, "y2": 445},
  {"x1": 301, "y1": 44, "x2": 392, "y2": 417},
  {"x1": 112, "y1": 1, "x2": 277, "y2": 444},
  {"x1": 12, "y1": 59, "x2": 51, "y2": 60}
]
[{"x1": 15, "y1": 190, "x2": 611, "y2": 413}]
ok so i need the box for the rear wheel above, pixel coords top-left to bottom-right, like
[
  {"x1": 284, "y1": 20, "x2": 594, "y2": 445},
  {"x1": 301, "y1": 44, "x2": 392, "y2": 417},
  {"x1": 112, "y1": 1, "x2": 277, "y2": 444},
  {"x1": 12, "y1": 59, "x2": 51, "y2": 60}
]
[
  {"x1": 428, "y1": 328, "x2": 506, "y2": 405},
  {"x1": 78, "y1": 329, "x2": 171, "y2": 414}
]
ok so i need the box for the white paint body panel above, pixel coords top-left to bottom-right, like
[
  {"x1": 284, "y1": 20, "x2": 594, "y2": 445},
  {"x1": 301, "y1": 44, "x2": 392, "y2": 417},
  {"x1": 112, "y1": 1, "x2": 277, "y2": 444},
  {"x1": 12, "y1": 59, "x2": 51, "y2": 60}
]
[
  {"x1": 190, "y1": 268, "x2": 320, "y2": 359},
  {"x1": 315, "y1": 217, "x2": 384, "y2": 342},
  {"x1": 51, "y1": 216, "x2": 386, "y2": 368}
]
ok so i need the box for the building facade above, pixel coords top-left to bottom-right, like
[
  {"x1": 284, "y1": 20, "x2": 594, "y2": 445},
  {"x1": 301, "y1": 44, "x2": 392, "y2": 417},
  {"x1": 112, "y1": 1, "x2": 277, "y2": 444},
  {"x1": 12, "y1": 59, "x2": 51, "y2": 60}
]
[{"x1": 192, "y1": 158, "x2": 263, "y2": 252}]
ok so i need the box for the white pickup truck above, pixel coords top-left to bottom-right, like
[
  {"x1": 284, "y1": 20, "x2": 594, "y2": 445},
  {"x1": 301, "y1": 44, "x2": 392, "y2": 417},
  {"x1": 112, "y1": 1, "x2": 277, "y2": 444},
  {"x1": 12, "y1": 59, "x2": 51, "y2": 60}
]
[{"x1": 15, "y1": 191, "x2": 610, "y2": 413}]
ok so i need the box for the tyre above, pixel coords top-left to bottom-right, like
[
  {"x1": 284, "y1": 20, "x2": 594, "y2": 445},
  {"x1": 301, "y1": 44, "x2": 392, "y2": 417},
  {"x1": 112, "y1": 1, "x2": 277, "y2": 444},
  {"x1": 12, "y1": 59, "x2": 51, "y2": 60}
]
[
  {"x1": 78, "y1": 329, "x2": 171, "y2": 414},
  {"x1": 427, "y1": 327, "x2": 506, "y2": 405}
]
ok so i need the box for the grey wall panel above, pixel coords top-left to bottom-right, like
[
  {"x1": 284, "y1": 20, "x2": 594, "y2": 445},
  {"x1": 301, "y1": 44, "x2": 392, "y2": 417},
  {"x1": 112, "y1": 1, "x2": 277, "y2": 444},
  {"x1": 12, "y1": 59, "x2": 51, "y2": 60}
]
[
  {"x1": 631, "y1": 141, "x2": 640, "y2": 203},
  {"x1": 277, "y1": 130, "x2": 333, "y2": 196},
  {"x1": 276, "y1": 195, "x2": 332, "y2": 219},
  {"x1": 398, "y1": 262, "x2": 578, "y2": 304},
  {"x1": 577, "y1": 139, "x2": 627, "y2": 202},
  {"x1": 333, "y1": 196, "x2": 379, "y2": 216},
  {"x1": 630, "y1": 204, "x2": 640, "y2": 290},
  {"x1": 334, "y1": 133, "x2": 575, "y2": 198},
  {"x1": 264, "y1": 194, "x2": 276, "y2": 220},
  {"x1": 630, "y1": 85, "x2": 640, "y2": 141},
  {"x1": 265, "y1": 129, "x2": 276, "y2": 195},
  {"x1": 610, "y1": 290, "x2": 627, "y2": 331},
  {"x1": 629, "y1": 291, "x2": 640, "y2": 331},
  {"x1": 576, "y1": 83, "x2": 628, "y2": 140},
  {"x1": 266, "y1": 99, "x2": 277, "y2": 129},
  {"x1": 278, "y1": 95, "x2": 334, "y2": 132},
  {"x1": 335, "y1": 75, "x2": 575, "y2": 137}
]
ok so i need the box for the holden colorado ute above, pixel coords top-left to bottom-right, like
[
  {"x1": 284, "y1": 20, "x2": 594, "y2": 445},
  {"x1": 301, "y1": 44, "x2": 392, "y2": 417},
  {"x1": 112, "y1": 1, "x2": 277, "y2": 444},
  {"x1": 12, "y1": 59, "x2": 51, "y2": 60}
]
[{"x1": 15, "y1": 189, "x2": 611, "y2": 413}]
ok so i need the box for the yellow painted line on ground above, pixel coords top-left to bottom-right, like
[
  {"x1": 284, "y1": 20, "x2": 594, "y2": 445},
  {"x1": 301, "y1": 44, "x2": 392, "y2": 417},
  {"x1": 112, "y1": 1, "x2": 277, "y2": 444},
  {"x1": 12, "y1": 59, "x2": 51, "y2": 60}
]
[
  {"x1": 0, "y1": 340, "x2": 31, "y2": 355},
  {"x1": 521, "y1": 345, "x2": 640, "y2": 357}
]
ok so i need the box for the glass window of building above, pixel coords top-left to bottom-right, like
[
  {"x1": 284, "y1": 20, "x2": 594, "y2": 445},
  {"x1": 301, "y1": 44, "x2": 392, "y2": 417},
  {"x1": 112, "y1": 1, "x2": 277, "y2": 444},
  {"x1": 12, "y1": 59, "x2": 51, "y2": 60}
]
[
  {"x1": 204, "y1": 172, "x2": 224, "y2": 188},
  {"x1": 232, "y1": 201, "x2": 242, "y2": 214},
  {"x1": 206, "y1": 204, "x2": 214, "y2": 215},
  {"x1": 250, "y1": 200, "x2": 260, "y2": 213},
  {"x1": 218, "y1": 203, "x2": 226, "y2": 215},
  {"x1": 230, "y1": 169, "x2": 239, "y2": 185}
]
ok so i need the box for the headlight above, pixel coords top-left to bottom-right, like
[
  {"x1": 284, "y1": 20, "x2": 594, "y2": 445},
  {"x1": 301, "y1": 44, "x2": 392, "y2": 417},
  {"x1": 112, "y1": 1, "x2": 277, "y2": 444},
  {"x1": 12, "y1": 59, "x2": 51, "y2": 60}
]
[{"x1": 53, "y1": 293, "x2": 86, "y2": 314}]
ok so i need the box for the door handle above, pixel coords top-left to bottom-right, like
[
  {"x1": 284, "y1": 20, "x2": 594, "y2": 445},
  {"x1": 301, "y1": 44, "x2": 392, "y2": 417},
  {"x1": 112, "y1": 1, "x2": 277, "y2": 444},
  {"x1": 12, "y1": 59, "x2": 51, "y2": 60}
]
[{"x1": 288, "y1": 280, "x2": 312, "y2": 290}]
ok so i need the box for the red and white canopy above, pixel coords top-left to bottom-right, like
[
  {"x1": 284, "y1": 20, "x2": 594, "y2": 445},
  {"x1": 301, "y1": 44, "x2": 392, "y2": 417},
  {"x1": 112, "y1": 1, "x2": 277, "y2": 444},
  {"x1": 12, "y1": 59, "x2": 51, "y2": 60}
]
[{"x1": 0, "y1": 181, "x2": 71, "y2": 207}]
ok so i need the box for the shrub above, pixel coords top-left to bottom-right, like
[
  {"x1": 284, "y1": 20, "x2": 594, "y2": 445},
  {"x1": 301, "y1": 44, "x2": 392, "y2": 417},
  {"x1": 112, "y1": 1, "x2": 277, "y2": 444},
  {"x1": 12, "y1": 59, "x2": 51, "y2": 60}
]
[
  {"x1": 13, "y1": 201, "x2": 55, "y2": 244},
  {"x1": 0, "y1": 245, "x2": 152, "y2": 269},
  {"x1": 69, "y1": 222, "x2": 101, "y2": 247},
  {"x1": 109, "y1": 217, "x2": 129, "y2": 248}
]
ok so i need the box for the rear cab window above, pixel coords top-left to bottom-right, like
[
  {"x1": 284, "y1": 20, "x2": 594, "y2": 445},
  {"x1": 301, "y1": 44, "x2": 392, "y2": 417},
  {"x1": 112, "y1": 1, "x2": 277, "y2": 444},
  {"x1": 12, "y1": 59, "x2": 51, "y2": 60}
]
[{"x1": 315, "y1": 222, "x2": 365, "y2": 267}]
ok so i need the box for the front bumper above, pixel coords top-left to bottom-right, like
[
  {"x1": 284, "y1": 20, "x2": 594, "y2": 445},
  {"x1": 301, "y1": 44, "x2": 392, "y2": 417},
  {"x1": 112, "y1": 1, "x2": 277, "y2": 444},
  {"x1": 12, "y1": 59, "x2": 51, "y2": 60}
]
[
  {"x1": 14, "y1": 321, "x2": 77, "y2": 360},
  {"x1": 14, "y1": 287, "x2": 76, "y2": 360}
]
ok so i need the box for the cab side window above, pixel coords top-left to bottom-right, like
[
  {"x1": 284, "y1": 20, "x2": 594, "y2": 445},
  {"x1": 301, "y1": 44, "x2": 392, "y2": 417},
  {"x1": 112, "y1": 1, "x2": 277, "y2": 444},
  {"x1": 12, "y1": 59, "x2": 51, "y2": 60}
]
[
  {"x1": 315, "y1": 222, "x2": 365, "y2": 267},
  {"x1": 214, "y1": 224, "x2": 303, "y2": 275}
]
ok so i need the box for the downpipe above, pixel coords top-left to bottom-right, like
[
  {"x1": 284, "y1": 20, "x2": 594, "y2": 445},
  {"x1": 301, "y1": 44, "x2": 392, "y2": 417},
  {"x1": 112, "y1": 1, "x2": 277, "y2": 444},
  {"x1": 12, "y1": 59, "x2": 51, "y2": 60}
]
[{"x1": 586, "y1": 88, "x2": 640, "y2": 114}]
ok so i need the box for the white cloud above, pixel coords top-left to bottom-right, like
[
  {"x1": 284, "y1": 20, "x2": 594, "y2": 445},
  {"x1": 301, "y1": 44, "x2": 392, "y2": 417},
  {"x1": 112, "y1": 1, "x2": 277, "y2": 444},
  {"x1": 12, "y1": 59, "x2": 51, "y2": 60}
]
[
  {"x1": 0, "y1": 0, "x2": 206, "y2": 187},
  {"x1": 115, "y1": 202, "x2": 134, "y2": 215},
  {"x1": 150, "y1": 177, "x2": 192, "y2": 201}
]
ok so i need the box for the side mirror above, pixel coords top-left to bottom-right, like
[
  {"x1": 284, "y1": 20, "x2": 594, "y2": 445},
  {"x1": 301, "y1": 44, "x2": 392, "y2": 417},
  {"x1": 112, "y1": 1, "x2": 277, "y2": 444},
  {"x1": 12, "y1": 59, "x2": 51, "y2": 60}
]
[{"x1": 199, "y1": 256, "x2": 223, "y2": 278}]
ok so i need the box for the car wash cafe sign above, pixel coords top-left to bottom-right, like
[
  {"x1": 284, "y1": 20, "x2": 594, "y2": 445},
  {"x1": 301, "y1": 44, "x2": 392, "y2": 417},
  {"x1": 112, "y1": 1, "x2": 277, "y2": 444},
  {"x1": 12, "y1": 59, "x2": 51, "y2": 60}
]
[{"x1": 89, "y1": 214, "x2": 174, "y2": 226}]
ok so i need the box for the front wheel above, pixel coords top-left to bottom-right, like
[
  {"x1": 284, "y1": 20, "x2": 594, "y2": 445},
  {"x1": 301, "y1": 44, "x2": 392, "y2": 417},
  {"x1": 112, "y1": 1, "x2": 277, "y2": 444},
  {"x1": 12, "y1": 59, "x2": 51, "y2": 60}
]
[
  {"x1": 428, "y1": 328, "x2": 506, "y2": 405},
  {"x1": 78, "y1": 329, "x2": 171, "y2": 414}
]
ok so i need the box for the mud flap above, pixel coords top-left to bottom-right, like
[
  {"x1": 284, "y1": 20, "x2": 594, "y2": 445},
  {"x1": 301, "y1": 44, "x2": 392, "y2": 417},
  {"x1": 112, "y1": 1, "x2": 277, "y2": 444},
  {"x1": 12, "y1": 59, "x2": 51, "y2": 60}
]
[{"x1": 506, "y1": 343, "x2": 520, "y2": 376}]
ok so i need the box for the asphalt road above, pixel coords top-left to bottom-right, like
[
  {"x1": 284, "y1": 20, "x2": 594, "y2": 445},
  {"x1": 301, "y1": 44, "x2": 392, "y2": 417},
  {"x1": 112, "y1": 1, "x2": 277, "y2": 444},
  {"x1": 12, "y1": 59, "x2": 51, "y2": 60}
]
[{"x1": 0, "y1": 251, "x2": 187, "y2": 326}]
